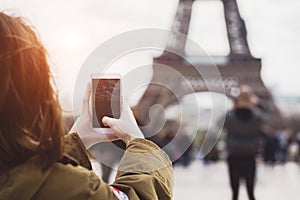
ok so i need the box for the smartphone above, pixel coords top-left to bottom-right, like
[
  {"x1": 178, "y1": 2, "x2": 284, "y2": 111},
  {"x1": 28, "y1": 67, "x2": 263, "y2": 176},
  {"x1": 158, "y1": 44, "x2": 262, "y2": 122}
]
[{"x1": 91, "y1": 73, "x2": 121, "y2": 129}]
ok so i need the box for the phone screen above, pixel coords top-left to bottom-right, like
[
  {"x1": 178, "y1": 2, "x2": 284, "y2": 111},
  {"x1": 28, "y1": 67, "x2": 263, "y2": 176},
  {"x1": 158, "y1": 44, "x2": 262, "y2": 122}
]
[{"x1": 92, "y1": 78, "x2": 121, "y2": 128}]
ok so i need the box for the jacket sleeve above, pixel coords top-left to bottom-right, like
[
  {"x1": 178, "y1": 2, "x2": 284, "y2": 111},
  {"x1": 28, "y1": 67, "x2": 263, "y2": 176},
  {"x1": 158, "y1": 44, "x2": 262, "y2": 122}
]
[
  {"x1": 60, "y1": 133, "x2": 173, "y2": 200},
  {"x1": 59, "y1": 133, "x2": 92, "y2": 170},
  {"x1": 110, "y1": 138, "x2": 173, "y2": 200}
]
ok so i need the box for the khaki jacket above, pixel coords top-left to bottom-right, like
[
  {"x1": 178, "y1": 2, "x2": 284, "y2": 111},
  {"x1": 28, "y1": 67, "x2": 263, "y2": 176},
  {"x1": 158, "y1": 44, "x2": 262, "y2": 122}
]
[{"x1": 0, "y1": 133, "x2": 173, "y2": 200}]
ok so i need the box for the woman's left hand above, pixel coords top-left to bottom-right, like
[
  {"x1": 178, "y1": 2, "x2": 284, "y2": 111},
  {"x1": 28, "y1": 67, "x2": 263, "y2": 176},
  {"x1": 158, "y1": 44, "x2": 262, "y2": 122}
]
[{"x1": 69, "y1": 82, "x2": 119, "y2": 149}]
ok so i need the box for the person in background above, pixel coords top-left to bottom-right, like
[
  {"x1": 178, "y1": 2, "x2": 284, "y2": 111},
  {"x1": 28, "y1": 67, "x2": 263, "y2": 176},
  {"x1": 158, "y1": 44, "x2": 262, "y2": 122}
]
[
  {"x1": 296, "y1": 131, "x2": 300, "y2": 162},
  {"x1": 261, "y1": 126, "x2": 278, "y2": 165},
  {"x1": 263, "y1": 131, "x2": 278, "y2": 165},
  {"x1": 222, "y1": 85, "x2": 265, "y2": 200},
  {"x1": 275, "y1": 129, "x2": 291, "y2": 164},
  {"x1": 0, "y1": 12, "x2": 173, "y2": 200}
]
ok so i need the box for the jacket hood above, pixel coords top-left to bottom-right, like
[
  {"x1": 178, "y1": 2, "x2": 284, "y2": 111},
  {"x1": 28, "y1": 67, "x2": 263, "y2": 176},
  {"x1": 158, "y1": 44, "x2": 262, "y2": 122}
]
[{"x1": 0, "y1": 156, "x2": 51, "y2": 200}]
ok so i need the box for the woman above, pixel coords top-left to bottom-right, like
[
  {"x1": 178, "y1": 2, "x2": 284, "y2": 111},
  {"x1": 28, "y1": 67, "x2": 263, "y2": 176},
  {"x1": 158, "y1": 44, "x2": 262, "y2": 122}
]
[{"x1": 0, "y1": 12, "x2": 173, "y2": 200}]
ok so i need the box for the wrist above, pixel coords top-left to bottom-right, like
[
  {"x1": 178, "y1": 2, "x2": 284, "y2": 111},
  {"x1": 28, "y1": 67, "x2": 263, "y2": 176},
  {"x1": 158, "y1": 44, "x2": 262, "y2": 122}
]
[
  {"x1": 78, "y1": 135, "x2": 92, "y2": 149},
  {"x1": 119, "y1": 134, "x2": 135, "y2": 146}
]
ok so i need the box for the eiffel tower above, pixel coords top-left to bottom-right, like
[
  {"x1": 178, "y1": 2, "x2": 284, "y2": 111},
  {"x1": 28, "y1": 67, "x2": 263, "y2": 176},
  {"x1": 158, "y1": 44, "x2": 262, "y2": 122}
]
[{"x1": 134, "y1": 0, "x2": 281, "y2": 138}]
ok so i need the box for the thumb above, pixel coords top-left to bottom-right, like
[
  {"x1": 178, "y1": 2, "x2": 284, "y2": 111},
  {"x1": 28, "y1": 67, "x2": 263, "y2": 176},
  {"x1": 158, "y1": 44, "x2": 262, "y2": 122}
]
[{"x1": 102, "y1": 116, "x2": 116, "y2": 128}]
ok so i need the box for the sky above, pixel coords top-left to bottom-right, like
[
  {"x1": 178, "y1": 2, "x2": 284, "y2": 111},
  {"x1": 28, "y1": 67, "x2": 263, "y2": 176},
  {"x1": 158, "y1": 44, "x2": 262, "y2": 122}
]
[{"x1": 1, "y1": 0, "x2": 300, "y2": 110}]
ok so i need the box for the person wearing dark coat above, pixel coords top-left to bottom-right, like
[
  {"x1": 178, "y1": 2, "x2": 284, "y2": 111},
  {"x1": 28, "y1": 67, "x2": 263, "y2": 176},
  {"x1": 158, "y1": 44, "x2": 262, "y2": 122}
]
[{"x1": 223, "y1": 85, "x2": 265, "y2": 200}]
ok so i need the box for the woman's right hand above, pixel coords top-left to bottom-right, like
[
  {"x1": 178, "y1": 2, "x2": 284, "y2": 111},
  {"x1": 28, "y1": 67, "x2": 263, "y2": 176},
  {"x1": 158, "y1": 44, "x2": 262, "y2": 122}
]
[
  {"x1": 69, "y1": 82, "x2": 119, "y2": 149},
  {"x1": 102, "y1": 102, "x2": 144, "y2": 146}
]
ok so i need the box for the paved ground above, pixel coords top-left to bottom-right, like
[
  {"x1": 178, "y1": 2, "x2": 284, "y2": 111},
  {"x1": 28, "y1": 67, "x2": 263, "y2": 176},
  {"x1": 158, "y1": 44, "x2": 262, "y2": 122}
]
[
  {"x1": 92, "y1": 160, "x2": 300, "y2": 200},
  {"x1": 173, "y1": 161, "x2": 300, "y2": 200}
]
